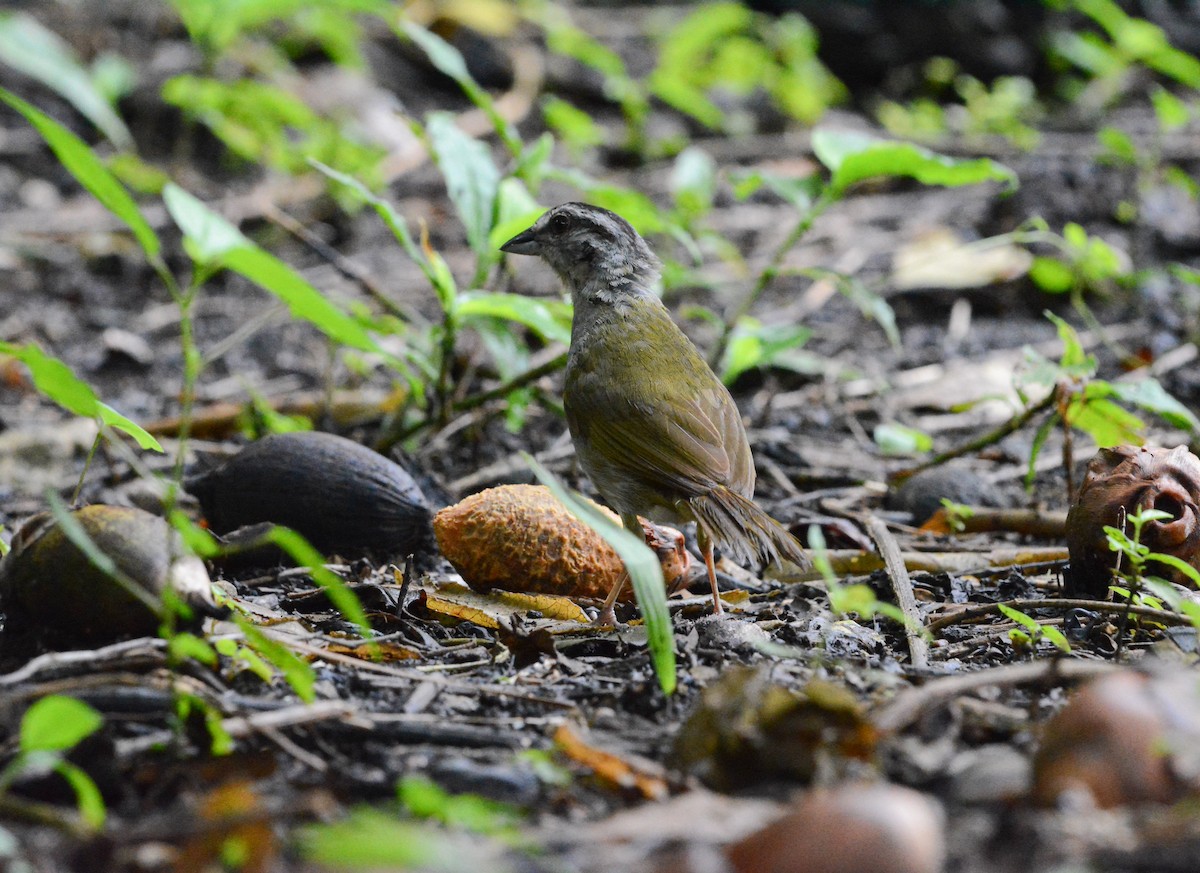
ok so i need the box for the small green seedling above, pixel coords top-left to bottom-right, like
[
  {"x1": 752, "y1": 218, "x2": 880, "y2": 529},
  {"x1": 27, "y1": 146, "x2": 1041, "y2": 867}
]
[
  {"x1": 997, "y1": 603, "x2": 1072, "y2": 654},
  {"x1": 0, "y1": 696, "x2": 106, "y2": 830}
]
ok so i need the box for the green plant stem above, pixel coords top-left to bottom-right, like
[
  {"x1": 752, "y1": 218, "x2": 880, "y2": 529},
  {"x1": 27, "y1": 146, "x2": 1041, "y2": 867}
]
[
  {"x1": 709, "y1": 190, "x2": 834, "y2": 368},
  {"x1": 157, "y1": 262, "x2": 203, "y2": 646},
  {"x1": 891, "y1": 390, "x2": 1058, "y2": 484},
  {"x1": 379, "y1": 352, "x2": 568, "y2": 451},
  {"x1": 436, "y1": 315, "x2": 458, "y2": 425},
  {"x1": 71, "y1": 432, "x2": 103, "y2": 507},
  {"x1": 0, "y1": 793, "x2": 93, "y2": 839},
  {"x1": 456, "y1": 351, "x2": 567, "y2": 412}
]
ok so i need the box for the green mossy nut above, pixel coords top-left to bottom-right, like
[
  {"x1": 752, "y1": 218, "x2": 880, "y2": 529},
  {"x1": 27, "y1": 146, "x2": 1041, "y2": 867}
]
[{"x1": 0, "y1": 505, "x2": 217, "y2": 645}]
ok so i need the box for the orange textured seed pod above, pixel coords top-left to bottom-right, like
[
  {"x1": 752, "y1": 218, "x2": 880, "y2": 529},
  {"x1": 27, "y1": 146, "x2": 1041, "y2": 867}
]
[{"x1": 434, "y1": 484, "x2": 690, "y2": 602}]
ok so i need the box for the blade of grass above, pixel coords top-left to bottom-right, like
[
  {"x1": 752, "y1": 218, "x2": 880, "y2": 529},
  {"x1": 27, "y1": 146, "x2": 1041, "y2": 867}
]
[{"x1": 524, "y1": 454, "x2": 675, "y2": 694}]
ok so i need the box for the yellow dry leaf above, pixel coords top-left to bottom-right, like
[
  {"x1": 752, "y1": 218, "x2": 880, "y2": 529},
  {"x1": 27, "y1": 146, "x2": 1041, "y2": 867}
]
[
  {"x1": 423, "y1": 580, "x2": 591, "y2": 627},
  {"x1": 325, "y1": 641, "x2": 423, "y2": 661}
]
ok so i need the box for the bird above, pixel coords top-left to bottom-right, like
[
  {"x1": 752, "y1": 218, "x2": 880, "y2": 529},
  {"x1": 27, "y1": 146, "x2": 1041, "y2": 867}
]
[{"x1": 501, "y1": 202, "x2": 809, "y2": 623}]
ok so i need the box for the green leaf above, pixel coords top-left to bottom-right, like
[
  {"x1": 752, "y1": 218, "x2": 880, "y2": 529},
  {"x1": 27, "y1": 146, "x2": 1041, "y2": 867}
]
[
  {"x1": 456, "y1": 291, "x2": 571, "y2": 345},
  {"x1": 720, "y1": 317, "x2": 814, "y2": 384},
  {"x1": 398, "y1": 776, "x2": 521, "y2": 836},
  {"x1": 1172, "y1": 264, "x2": 1200, "y2": 287},
  {"x1": 728, "y1": 167, "x2": 817, "y2": 211},
  {"x1": 525, "y1": 455, "x2": 675, "y2": 695},
  {"x1": 543, "y1": 96, "x2": 604, "y2": 153},
  {"x1": 425, "y1": 112, "x2": 500, "y2": 255},
  {"x1": 834, "y1": 274, "x2": 901, "y2": 349},
  {"x1": 20, "y1": 696, "x2": 103, "y2": 753},
  {"x1": 235, "y1": 615, "x2": 317, "y2": 703},
  {"x1": 1145, "y1": 552, "x2": 1200, "y2": 587},
  {"x1": 811, "y1": 129, "x2": 1017, "y2": 194},
  {"x1": 226, "y1": 246, "x2": 384, "y2": 352},
  {"x1": 0, "y1": 342, "x2": 162, "y2": 451},
  {"x1": 1097, "y1": 126, "x2": 1137, "y2": 163},
  {"x1": 1107, "y1": 378, "x2": 1200, "y2": 433},
  {"x1": 657, "y1": 1, "x2": 752, "y2": 70},
  {"x1": 1067, "y1": 394, "x2": 1144, "y2": 447},
  {"x1": 161, "y1": 182, "x2": 245, "y2": 262},
  {"x1": 168, "y1": 632, "x2": 219, "y2": 667},
  {"x1": 169, "y1": 511, "x2": 223, "y2": 559},
  {"x1": 0, "y1": 13, "x2": 134, "y2": 150},
  {"x1": 1039, "y1": 624, "x2": 1072, "y2": 653},
  {"x1": 873, "y1": 423, "x2": 933, "y2": 456},
  {"x1": 1151, "y1": 86, "x2": 1190, "y2": 131},
  {"x1": 0, "y1": 87, "x2": 160, "y2": 260},
  {"x1": 1029, "y1": 256, "x2": 1074, "y2": 293},
  {"x1": 1045, "y1": 311, "x2": 1091, "y2": 370},
  {"x1": 649, "y1": 77, "x2": 725, "y2": 129},
  {"x1": 297, "y1": 809, "x2": 452, "y2": 868},
  {"x1": 547, "y1": 25, "x2": 626, "y2": 77},
  {"x1": 997, "y1": 603, "x2": 1041, "y2": 632},
  {"x1": 163, "y1": 184, "x2": 382, "y2": 354},
  {"x1": 398, "y1": 20, "x2": 518, "y2": 153},
  {"x1": 54, "y1": 761, "x2": 106, "y2": 830}
]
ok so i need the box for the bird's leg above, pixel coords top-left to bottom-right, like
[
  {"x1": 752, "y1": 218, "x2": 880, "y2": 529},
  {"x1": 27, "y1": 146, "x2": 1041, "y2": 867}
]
[
  {"x1": 697, "y1": 528, "x2": 724, "y2": 615},
  {"x1": 594, "y1": 513, "x2": 645, "y2": 626},
  {"x1": 596, "y1": 572, "x2": 627, "y2": 627}
]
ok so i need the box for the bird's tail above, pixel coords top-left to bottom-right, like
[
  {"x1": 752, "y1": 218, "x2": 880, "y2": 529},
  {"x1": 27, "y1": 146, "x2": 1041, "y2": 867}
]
[{"x1": 688, "y1": 487, "x2": 811, "y2": 570}]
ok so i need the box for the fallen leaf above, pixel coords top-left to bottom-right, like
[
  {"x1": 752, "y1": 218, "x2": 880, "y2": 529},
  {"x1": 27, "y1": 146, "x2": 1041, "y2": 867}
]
[{"x1": 554, "y1": 723, "x2": 669, "y2": 801}]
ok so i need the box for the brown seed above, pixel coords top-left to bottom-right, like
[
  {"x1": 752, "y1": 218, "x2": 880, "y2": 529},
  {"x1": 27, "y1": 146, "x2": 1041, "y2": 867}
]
[
  {"x1": 1031, "y1": 669, "x2": 1200, "y2": 808},
  {"x1": 186, "y1": 431, "x2": 434, "y2": 560},
  {"x1": 725, "y1": 784, "x2": 945, "y2": 873},
  {"x1": 434, "y1": 484, "x2": 691, "y2": 602}
]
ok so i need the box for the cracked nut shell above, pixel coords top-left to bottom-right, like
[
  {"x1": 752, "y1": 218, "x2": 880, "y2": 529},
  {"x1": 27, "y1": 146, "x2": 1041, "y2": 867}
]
[{"x1": 1065, "y1": 445, "x2": 1200, "y2": 597}]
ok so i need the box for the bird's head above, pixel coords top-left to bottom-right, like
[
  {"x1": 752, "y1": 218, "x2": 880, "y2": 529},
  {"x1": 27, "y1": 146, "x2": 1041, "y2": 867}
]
[{"x1": 501, "y1": 202, "x2": 660, "y2": 303}]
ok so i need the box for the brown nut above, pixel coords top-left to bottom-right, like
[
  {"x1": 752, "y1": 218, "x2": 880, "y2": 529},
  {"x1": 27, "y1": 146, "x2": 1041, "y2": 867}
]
[
  {"x1": 186, "y1": 431, "x2": 434, "y2": 560},
  {"x1": 0, "y1": 505, "x2": 222, "y2": 645},
  {"x1": 1031, "y1": 668, "x2": 1200, "y2": 808},
  {"x1": 725, "y1": 784, "x2": 945, "y2": 873},
  {"x1": 1065, "y1": 445, "x2": 1200, "y2": 597},
  {"x1": 433, "y1": 484, "x2": 691, "y2": 602}
]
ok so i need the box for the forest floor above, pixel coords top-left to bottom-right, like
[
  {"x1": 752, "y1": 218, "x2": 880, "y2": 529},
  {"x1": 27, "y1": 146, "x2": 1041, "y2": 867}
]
[{"x1": 2, "y1": 2, "x2": 1200, "y2": 872}]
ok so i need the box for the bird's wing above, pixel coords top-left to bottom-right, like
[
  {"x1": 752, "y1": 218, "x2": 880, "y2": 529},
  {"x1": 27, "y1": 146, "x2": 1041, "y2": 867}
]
[{"x1": 567, "y1": 376, "x2": 737, "y2": 498}]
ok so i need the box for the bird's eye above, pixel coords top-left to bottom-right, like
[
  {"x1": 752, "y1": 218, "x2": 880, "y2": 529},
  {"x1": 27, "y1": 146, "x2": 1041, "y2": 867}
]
[{"x1": 549, "y1": 213, "x2": 571, "y2": 232}]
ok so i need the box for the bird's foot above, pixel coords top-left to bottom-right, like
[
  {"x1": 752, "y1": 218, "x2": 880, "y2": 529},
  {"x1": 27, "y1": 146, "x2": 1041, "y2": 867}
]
[{"x1": 592, "y1": 603, "x2": 621, "y2": 627}]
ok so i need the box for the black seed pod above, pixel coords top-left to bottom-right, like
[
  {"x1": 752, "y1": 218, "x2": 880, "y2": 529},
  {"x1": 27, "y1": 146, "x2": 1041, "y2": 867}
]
[
  {"x1": 0, "y1": 504, "x2": 222, "y2": 645},
  {"x1": 186, "y1": 431, "x2": 434, "y2": 560}
]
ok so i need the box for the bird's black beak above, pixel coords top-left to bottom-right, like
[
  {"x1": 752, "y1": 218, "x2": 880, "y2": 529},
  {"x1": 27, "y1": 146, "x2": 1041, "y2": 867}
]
[{"x1": 500, "y1": 227, "x2": 541, "y2": 256}]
